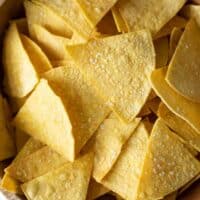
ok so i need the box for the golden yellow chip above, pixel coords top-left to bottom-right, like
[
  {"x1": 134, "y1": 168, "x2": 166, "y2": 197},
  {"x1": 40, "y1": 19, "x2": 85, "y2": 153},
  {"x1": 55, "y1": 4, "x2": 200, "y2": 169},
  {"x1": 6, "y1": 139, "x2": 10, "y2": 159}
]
[
  {"x1": 115, "y1": 0, "x2": 186, "y2": 35},
  {"x1": 136, "y1": 119, "x2": 200, "y2": 200},
  {"x1": 3, "y1": 22, "x2": 38, "y2": 98},
  {"x1": 67, "y1": 30, "x2": 155, "y2": 123},
  {"x1": 169, "y1": 27, "x2": 183, "y2": 59},
  {"x1": 87, "y1": 179, "x2": 109, "y2": 200},
  {"x1": 154, "y1": 37, "x2": 169, "y2": 68},
  {"x1": 21, "y1": 152, "x2": 93, "y2": 200},
  {"x1": 93, "y1": 113, "x2": 140, "y2": 181},
  {"x1": 15, "y1": 129, "x2": 30, "y2": 152},
  {"x1": 155, "y1": 16, "x2": 187, "y2": 39},
  {"x1": 100, "y1": 122, "x2": 149, "y2": 200},
  {"x1": 24, "y1": 0, "x2": 73, "y2": 38},
  {"x1": 158, "y1": 103, "x2": 200, "y2": 152},
  {"x1": 151, "y1": 67, "x2": 200, "y2": 134},
  {"x1": 76, "y1": 0, "x2": 118, "y2": 27},
  {"x1": 166, "y1": 20, "x2": 200, "y2": 102}
]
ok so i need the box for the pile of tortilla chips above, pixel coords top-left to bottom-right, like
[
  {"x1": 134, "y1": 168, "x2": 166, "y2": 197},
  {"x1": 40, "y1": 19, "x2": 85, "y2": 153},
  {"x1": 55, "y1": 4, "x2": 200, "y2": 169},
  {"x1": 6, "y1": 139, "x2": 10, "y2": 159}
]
[{"x1": 0, "y1": 0, "x2": 200, "y2": 200}]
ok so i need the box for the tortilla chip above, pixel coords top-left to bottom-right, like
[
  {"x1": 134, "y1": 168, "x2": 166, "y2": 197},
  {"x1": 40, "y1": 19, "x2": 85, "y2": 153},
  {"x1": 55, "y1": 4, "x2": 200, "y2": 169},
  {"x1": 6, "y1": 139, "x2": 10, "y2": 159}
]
[
  {"x1": 111, "y1": 5, "x2": 128, "y2": 33},
  {"x1": 43, "y1": 66, "x2": 110, "y2": 156},
  {"x1": 87, "y1": 179, "x2": 109, "y2": 200},
  {"x1": 169, "y1": 27, "x2": 183, "y2": 59},
  {"x1": 3, "y1": 22, "x2": 38, "y2": 98},
  {"x1": 151, "y1": 67, "x2": 200, "y2": 134},
  {"x1": 166, "y1": 20, "x2": 200, "y2": 102},
  {"x1": 67, "y1": 30, "x2": 155, "y2": 123},
  {"x1": 13, "y1": 79, "x2": 75, "y2": 161},
  {"x1": 15, "y1": 129, "x2": 30, "y2": 152},
  {"x1": 115, "y1": 0, "x2": 186, "y2": 35},
  {"x1": 154, "y1": 37, "x2": 169, "y2": 68},
  {"x1": 24, "y1": 0, "x2": 72, "y2": 39},
  {"x1": 0, "y1": 95, "x2": 16, "y2": 161},
  {"x1": 21, "y1": 152, "x2": 93, "y2": 200},
  {"x1": 8, "y1": 96, "x2": 27, "y2": 114},
  {"x1": 0, "y1": 173, "x2": 22, "y2": 194},
  {"x1": 158, "y1": 103, "x2": 200, "y2": 152},
  {"x1": 93, "y1": 112, "x2": 140, "y2": 181},
  {"x1": 155, "y1": 16, "x2": 187, "y2": 39},
  {"x1": 136, "y1": 119, "x2": 200, "y2": 200},
  {"x1": 36, "y1": 0, "x2": 93, "y2": 39},
  {"x1": 100, "y1": 122, "x2": 149, "y2": 200}
]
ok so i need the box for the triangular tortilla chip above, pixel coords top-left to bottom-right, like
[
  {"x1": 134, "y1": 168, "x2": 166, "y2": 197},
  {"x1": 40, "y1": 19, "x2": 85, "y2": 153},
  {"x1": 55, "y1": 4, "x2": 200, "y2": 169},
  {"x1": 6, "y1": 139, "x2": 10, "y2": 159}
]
[
  {"x1": 0, "y1": 95, "x2": 15, "y2": 161},
  {"x1": 15, "y1": 129, "x2": 30, "y2": 152},
  {"x1": 24, "y1": 0, "x2": 73, "y2": 38},
  {"x1": 115, "y1": 0, "x2": 186, "y2": 35},
  {"x1": 158, "y1": 103, "x2": 200, "y2": 152},
  {"x1": 166, "y1": 20, "x2": 200, "y2": 102},
  {"x1": 76, "y1": 0, "x2": 118, "y2": 27},
  {"x1": 43, "y1": 66, "x2": 110, "y2": 156},
  {"x1": 67, "y1": 30, "x2": 155, "y2": 123},
  {"x1": 13, "y1": 79, "x2": 75, "y2": 161},
  {"x1": 21, "y1": 152, "x2": 93, "y2": 200},
  {"x1": 169, "y1": 27, "x2": 183, "y2": 59},
  {"x1": 150, "y1": 67, "x2": 200, "y2": 134},
  {"x1": 93, "y1": 112, "x2": 140, "y2": 181},
  {"x1": 87, "y1": 179, "x2": 109, "y2": 200},
  {"x1": 3, "y1": 22, "x2": 38, "y2": 98},
  {"x1": 100, "y1": 122, "x2": 149, "y2": 200},
  {"x1": 136, "y1": 119, "x2": 200, "y2": 200},
  {"x1": 154, "y1": 37, "x2": 169, "y2": 68}
]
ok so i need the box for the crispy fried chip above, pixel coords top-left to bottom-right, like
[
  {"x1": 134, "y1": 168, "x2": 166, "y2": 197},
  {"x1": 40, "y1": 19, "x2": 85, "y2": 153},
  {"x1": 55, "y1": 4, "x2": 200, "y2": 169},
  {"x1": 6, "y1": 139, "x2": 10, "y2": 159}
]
[
  {"x1": 136, "y1": 119, "x2": 200, "y2": 200},
  {"x1": 3, "y1": 23, "x2": 38, "y2": 97},
  {"x1": 93, "y1": 113, "x2": 140, "y2": 181},
  {"x1": 21, "y1": 152, "x2": 93, "y2": 200},
  {"x1": 151, "y1": 67, "x2": 200, "y2": 134},
  {"x1": 100, "y1": 122, "x2": 149, "y2": 200},
  {"x1": 158, "y1": 103, "x2": 200, "y2": 152},
  {"x1": 67, "y1": 31, "x2": 155, "y2": 122},
  {"x1": 13, "y1": 79, "x2": 75, "y2": 161},
  {"x1": 154, "y1": 37, "x2": 169, "y2": 68},
  {"x1": 15, "y1": 129, "x2": 30, "y2": 152},
  {"x1": 115, "y1": 0, "x2": 186, "y2": 35},
  {"x1": 76, "y1": 0, "x2": 118, "y2": 27},
  {"x1": 166, "y1": 20, "x2": 200, "y2": 102}
]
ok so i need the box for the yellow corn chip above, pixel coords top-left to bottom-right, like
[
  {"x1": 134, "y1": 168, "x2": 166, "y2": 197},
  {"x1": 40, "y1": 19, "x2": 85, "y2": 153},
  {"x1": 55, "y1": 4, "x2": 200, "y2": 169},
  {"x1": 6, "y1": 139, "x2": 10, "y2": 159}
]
[
  {"x1": 169, "y1": 27, "x2": 183, "y2": 59},
  {"x1": 100, "y1": 122, "x2": 149, "y2": 200},
  {"x1": 151, "y1": 67, "x2": 200, "y2": 134},
  {"x1": 76, "y1": 0, "x2": 118, "y2": 27},
  {"x1": 154, "y1": 37, "x2": 169, "y2": 68},
  {"x1": 93, "y1": 112, "x2": 140, "y2": 181},
  {"x1": 115, "y1": 0, "x2": 186, "y2": 35},
  {"x1": 67, "y1": 31, "x2": 155, "y2": 123},
  {"x1": 155, "y1": 16, "x2": 187, "y2": 39},
  {"x1": 24, "y1": 0, "x2": 73, "y2": 39},
  {"x1": 87, "y1": 179, "x2": 109, "y2": 200},
  {"x1": 3, "y1": 23, "x2": 38, "y2": 98},
  {"x1": 13, "y1": 79, "x2": 75, "y2": 161},
  {"x1": 15, "y1": 129, "x2": 30, "y2": 152},
  {"x1": 0, "y1": 95, "x2": 15, "y2": 161},
  {"x1": 136, "y1": 119, "x2": 200, "y2": 200},
  {"x1": 43, "y1": 66, "x2": 110, "y2": 156},
  {"x1": 158, "y1": 103, "x2": 200, "y2": 152},
  {"x1": 21, "y1": 152, "x2": 93, "y2": 200},
  {"x1": 166, "y1": 20, "x2": 200, "y2": 102}
]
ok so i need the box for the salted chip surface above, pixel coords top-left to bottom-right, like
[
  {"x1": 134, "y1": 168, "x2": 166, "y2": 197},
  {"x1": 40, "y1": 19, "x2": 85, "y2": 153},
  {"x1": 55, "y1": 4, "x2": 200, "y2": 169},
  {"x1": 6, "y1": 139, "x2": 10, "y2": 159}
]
[
  {"x1": 100, "y1": 122, "x2": 149, "y2": 200},
  {"x1": 3, "y1": 22, "x2": 38, "y2": 98},
  {"x1": 166, "y1": 20, "x2": 200, "y2": 102},
  {"x1": 67, "y1": 31, "x2": 155, "y2": 122},
  {"x1": 21, "y1": 152, "x2": 93, "y2": 200},
  {"x1": 158, "y1": 103, "x2": 200, "y2": 152},
  {"x1": 136, "y1": 119, "x2": 200, "y2": 200},
  {"x1": 43, "y1": 66, "x2": 110, "y2": 156},
  {"x1": 13, "y1": 79, "x2": 75, "y2": 161},
  {"x1": 151, "y1": 67, "x2": 200, "y2": 134},
  {"x1": 93, "y1": 112, "x2": 140, "y2": 181},
  {"x1": 115, "y1": 0, "x2": 186, "y2": 35}
]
